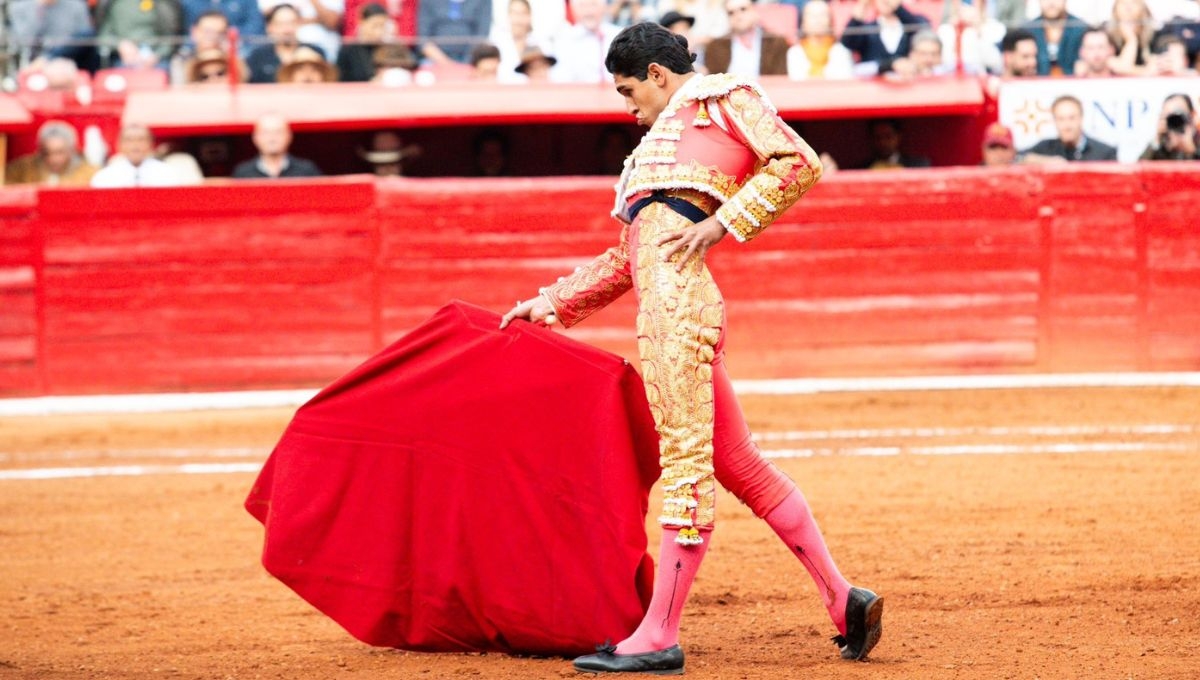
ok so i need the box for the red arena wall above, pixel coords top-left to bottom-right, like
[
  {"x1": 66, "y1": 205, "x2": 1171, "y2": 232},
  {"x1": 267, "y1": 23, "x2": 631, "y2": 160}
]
[{"x1": 1, "y1": 165, "x2": 1198, "y2": 397}]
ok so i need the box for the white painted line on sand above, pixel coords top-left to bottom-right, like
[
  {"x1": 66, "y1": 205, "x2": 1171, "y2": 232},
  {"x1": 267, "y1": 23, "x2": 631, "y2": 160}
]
[
  {"x1": 0, "y1": 462, "x2": 264, "y2": 481},
  {"x1": 1, "y1": 372, "x2": 1198, "y2": 416},
  {"x1": 754, "y1": 423, "x2": 1199, "y2": 442},
  {"x1": 762, "y1": 441, "x2": 1198, "y2": 459}
]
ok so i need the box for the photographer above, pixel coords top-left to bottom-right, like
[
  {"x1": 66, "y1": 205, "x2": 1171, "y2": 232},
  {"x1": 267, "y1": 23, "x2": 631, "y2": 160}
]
[{"x1": 1140, "y1": 93, "x2": 1200, "y2": 161}]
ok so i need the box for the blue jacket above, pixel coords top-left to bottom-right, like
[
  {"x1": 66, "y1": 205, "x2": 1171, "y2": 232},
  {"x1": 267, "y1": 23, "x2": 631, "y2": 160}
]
[
  {"x1": 181, "y1": 0, "x2": 265, "y2": 41},
  {"x1": 1021, "y1": 14, "x2": 1089, "y2": 76}
]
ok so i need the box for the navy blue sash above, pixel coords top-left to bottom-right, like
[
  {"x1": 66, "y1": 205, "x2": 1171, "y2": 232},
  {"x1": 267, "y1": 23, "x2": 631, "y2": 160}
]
[{"x1": 627, "y1": 191, "x2": 709, "y2": 224}]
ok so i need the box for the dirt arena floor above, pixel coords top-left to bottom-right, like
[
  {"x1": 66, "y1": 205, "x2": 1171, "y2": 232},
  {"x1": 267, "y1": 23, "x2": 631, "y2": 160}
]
[{"x1": 1, "y1": 386, "x2": 1198, "y2": 680}]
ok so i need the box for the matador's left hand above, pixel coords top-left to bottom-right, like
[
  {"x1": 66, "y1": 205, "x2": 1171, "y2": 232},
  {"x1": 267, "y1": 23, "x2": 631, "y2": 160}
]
[{"x1": 656, "y1": 217, "x2": 727, "y2": 273}]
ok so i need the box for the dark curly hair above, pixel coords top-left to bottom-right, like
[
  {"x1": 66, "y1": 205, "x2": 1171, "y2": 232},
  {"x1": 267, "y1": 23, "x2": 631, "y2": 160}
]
[{"x1": 605, "y1": 22, "x2": 696, "y2": 80}]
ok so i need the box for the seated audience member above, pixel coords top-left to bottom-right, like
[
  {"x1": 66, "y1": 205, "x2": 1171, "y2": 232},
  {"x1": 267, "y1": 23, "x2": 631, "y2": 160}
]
[
  {"x1": 1158, "y1": 13, "x2": 1200, "y2": 68},
  {"x1": 1147, "y1": 32, "x2": 1196, "y2": 74},
  {"x1": 549, "y1": 0, "x2": 619, "y2": 82},
  {"x1": 936, "y1": 1, "x2": 1004, "y2": 75},
  {"x1": 473, "y1": 128, "x2": 509, "y2": 176},
  {"x1": 1140, "y1": 93, "x2": 1200, "y2": 160},
  {"x1": 1021, "y1": 0, "x2": 1089, "y2": 76},
  {"x1": 247, "y1": 4, "x2": 327, "y2": 83},
  {"x1": 999, "y1": 27, "x2": 1040, "y2": 77},
  {"x1": 186, "y1": 48, "x2": 231, "y2": 82},
  {"x1": 6, "y1": 120, "x2": 98, "y2": 186},
  {"x1": 258, "y1": 0, "x2": 345, "y2": 61},
  {"x1": 789, "y1": 0, "x2": 854, "y2": 80},
  {"x1": 1107, "y1": 0, "x2": 1156, "y2": 75},
  {"x1": 981, "y1": 122, "x2": 1017, "y2": 167},
  {"x1": 885, "y1": 29, "x2": 950, "y2": 79},
  {"x1": 232, "y1": 113, "x2": 323, "y2": 178},
  {"x1": 705, "y1": 0, "x2": 790, "y2": 77},
  {"x1": 7, "y1": 0, "x2": 96, "y2": 69},
  {"x1": 864, "y1": 118, "x2": 931, "y2": 169},
  {"x1": 181, "y1": 0, "x2": 265, "y2": 49},
  {"x1": 841, "y1": 0, "x2": 932, "y2": 77},
  {"x1": 607, "y1": 0, "x2": 651, "y2": 27},
  {"x1": 277, "y1": 45, "x2": 340, "y2": 81},
  {"x1": 91, "y1": 124, "x2": 181, "y2": 187},
  {"x1": 343, "y1": 0, "x2": 407, "y2": 40},
  {"x1": 371, "y1": 43, "x2": 419, "y2": 84},
  {"x1": 358, "y1": 130, "x2": 422, "y2": 175},
  {"x1": 494, "y1": 0, "x2": 545, "y2": 83},
  {"x1": 470, "y1": 43, "x2": 502, "y2": 79},
  {"x1": 659, "y1": 10, "x2": 696, "y2": 40},
  {"x1": 514, "y1": 45, "x2": 556, "y2": 81},
  {"x1": 337, "y1": 2, "x2": 392, "y2": 82},
  {"x1": 418, "y1": 0, "x2": 493, "y2": 65},
  {"x1": 95, "y1": 0, "x2": 184, "y2": 69},
  {"x1": 1074, "y1": 26, "x2": 1118, "y2": 76},
  {"x1": 1022, "y1": 95, "x2": 1118, "y2": 163},
  {"x1": 178, "y1": 11, "x2": 248, "y2": 82}
]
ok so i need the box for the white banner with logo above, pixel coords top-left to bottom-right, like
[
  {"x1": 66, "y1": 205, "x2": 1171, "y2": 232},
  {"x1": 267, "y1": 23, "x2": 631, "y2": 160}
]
[{"x1": 997, "y1": 78, "x2": 1200, "y2": 162}]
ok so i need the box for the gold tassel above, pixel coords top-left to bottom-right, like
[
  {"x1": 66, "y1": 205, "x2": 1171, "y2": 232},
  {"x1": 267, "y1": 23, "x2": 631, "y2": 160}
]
[
  {"x1": 693, "y1": 100, "x2": 711, "y2": 127},
  {"x1": 675, "y1": 527, "x2": 703, "y2": 545}
]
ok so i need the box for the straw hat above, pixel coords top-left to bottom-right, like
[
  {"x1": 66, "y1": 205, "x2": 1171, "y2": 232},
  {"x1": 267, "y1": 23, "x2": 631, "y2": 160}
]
[
  {"x1": 277, "y1": 46, "x2": 339, "y2": 83},
  {"x1": 515, "y1": 46, "x2": 557, "y2": 75}
]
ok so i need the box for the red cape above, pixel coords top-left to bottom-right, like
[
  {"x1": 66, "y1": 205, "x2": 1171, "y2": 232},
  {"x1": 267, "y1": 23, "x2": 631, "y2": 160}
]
[{"x1": 246, "y1": 301, "x2": 660, "y2": 655}]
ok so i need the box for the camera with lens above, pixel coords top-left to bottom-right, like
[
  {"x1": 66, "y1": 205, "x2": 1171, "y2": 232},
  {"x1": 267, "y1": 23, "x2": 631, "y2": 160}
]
[{"x1": 1166, "y1": 111, "x2": 1191, "y2": 135}]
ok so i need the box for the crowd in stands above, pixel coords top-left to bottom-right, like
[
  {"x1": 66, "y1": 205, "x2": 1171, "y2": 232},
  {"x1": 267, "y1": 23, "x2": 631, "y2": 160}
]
[
  {"x1": 4, "y1": 0, "x2": 1199, "y2": 86},
  {"x1": 1, "y1": 0, "x2": 1198, "y2": 185}
]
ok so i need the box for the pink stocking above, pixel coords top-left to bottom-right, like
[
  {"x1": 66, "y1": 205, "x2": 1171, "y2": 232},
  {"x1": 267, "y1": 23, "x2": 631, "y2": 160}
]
[
  {"x1": 764, "y1": 489, "x2": 852, "y2": 634},
  {"x1": 615, "y1": 527, "x2": 711, "y2": 654}
]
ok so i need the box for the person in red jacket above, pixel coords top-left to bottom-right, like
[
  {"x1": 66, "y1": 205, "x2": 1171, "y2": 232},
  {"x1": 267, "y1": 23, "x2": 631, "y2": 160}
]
[{"x1": 501, "y1": 21, "x2": 882, "y2": 675}]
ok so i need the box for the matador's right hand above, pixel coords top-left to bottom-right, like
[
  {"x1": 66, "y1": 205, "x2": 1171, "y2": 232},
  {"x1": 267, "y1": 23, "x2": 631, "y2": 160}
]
[{"x1": 499, "y1": 295, "x2": 558, "y2": 330}]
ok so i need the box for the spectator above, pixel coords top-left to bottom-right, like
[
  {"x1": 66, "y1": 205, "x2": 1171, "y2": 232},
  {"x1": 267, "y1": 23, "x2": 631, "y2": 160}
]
[
  {"x1": 1000, "y1": 27, "x2": 1039, "y2": 77},
  {"x1": 1074, "y1": 26, "x2": 1118, "y2": 76},
  {"x1": 1022, "y1": 95, "x2": 1118, "y2": 163},
  {"x1": 7, "y1": 0, "x2": 95, "y2": 69},
  {"x1": 549, "y1": 0, "x2": 620, "y2": 82},
  {"x1": 181, "y1": 0, "x2": 265, "y2": 49},
  {"x1": 489, "y1": 0, "x2": 566, "y2": 51},
  {"x1": 1021, "y1": 0, "x2": 1089, "y2": 76},
  {"x1": 1158, "y1": 13, "x2": 1200, "y2": 68},
  {"x1": 1147, "y1": 30, "x2": 1195, "y2": 73},
  {"x1": 608, "y1": 0, "x2": 652, "y2": 27},
  {"x1": 259, "y1": 0, "x2": 345, "y2": 60},
  {"x1": 704, "y1": 0, "x2": 789, "y2": 76},
  {"x1": 788, "y1": 1, "x2": 853, "y2": 79},
  {"x1": 936, "y1": 0, "x2": 1003, "y2": 75},
  {"x1": 95, "y1": 0, "x2": 184, "y2": 69},
  {"x1": 469, "y1": 42, "x2": 502, "y2": 78},
  {"x1": 5, "y1": 120, "x2": 98, "y2": 186},
  {"x1": 371, "y1": 42, "x2": 419, "y2": 83},
  {"x1": 493, "y1": 0, "x2": 548, "y2": 82},
  {"x1": 841, "y1": 0, "x2": 931, "y2": 77},
  {"x1": 344, "y1": 0, "x2": 410, "y2": 41},
  {"x1": 473, "y1": 128, "x2": 509, "y2": 176},
  {"x1": 980, "y1": 122, "x2": 1017, "y2": 167},
  {"x1": 886, "y1": 29, "x2": 950, "y2": 79},
  {"x1": 1107, "y1": 0, "x2": 1157, "y2": 74},
  {"x1": 246, "y1": 4, "x2": 326, "y2": 83},
  {"x1": 358, "y1": 130, "x2": 422, "y2": 175},
  {"x1": 863, "y1": 118, "x2": 931, "y2": 169},
  {"x1": 178, "y1": 11, "x2": 247, "y2": 82},
  {"x1": 336, "y1": 2, "x2": 392, "y2": 81},
  {"x1": 1139, "y1": 92, "x2": 1200, "y2": 160},
  {"x1": 940, "y1": 0, "x2": 1026, "y2": 29},
  {"x1": 91, "y1": 124, "x2": 181, "y2": 187},
  {"x1": 232, "y1": 113, "x2": 323, "y2": 178},
  {"x1": 418, "y1": 0, "x2": 493, "y2": 64},
  {"x1": 659, "y1": 10, "x2": 695, "y2": 40},
  {"x1": 514, "y1": 44, "x2": 556, "y2": 80},
  {"x1": 277, "y1": 44, "x2": 339, "y2": 81},
  {"x1": 185, "y1": 48, "x2": 245, "y2": 81}
]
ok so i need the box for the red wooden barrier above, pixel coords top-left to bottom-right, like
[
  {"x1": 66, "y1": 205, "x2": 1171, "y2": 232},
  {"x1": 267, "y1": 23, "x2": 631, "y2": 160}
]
[{"x1": 1, "y1": 166, "x2": 1197, "y2": 397}]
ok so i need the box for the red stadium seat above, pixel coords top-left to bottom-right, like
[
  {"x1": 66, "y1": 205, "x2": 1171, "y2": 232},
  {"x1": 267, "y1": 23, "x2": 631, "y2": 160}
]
[
  {"x1": 92, "y1": 68, "x2": 169, "y2": 104},
  {"x1": 759, "y1": 3, "x2": 800, "y2": 44},
  {"x1": 15, "y1": 67, "x2": 92, "y2": 111}
]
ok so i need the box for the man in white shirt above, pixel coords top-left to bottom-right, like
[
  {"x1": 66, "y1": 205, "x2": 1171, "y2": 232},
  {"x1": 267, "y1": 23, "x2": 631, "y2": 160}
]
[
  {"x1": 549, "y1": 0, "x2": 620, "y2": 82},
  {"x1": 91, "y1": 124, "x2": 180, "y2": 188}
]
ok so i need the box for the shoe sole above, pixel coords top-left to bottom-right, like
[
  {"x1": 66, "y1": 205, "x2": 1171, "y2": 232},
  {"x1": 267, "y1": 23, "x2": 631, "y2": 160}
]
[
  {"x1": 573, "y1": 666, "x2": 684, "y2": 676},
  {"x1": 854, "y1": 594, "x2": 884, "y2": 661}
]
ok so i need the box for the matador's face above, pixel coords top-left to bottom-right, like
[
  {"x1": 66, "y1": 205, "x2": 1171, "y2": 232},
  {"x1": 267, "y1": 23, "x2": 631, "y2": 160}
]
[{"x1": 613, "y1": 64, "x2": 673, "y2": 128}]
